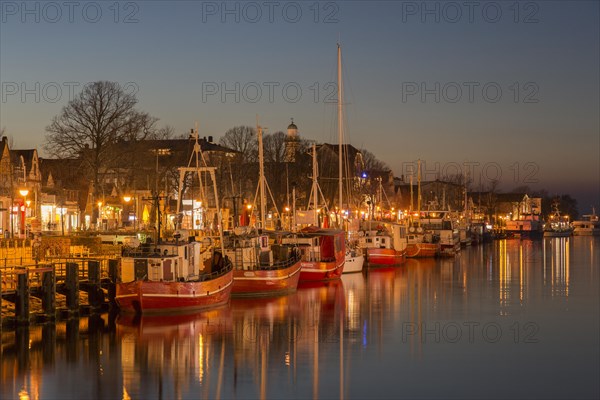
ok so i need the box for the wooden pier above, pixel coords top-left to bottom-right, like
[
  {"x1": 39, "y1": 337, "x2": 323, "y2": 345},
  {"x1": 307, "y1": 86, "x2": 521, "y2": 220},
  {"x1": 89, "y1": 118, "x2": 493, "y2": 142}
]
[{"x1": 1, "y1": 258, "x2": 119, "y2": 330}]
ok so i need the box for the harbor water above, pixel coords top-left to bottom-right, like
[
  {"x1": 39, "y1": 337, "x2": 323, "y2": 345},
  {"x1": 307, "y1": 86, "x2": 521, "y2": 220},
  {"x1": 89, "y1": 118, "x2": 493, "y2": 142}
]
[{"x1": 2, "y1": 237, "x2": 598, "y2": 399}]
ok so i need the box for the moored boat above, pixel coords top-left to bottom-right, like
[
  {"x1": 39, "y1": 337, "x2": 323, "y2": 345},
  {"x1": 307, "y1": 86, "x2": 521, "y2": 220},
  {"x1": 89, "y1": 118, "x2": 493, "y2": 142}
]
[
  {"x1": 224, "y1": 230, "x2": 303, "y2": 297},
  {"x1": 286, "y1": 227, "x2": 345, "y2": 282},
  {"x1": 405, "y1": 226, "x2": 438, "y2": 258},
  {"x1": 115, "y1": 238, "x2": 234, "y2": 314},
  {"x1": 405, "y1": 241, "x2": 438, "y2": 258},
  {"x1": 572, "y1": 208, "x2": 600, "y2": 236},
  {"x1": 343, "y1": 245, "x2": 365, "y2": 273},
  {"x1": 358, "y1": 222, "x2": 407, "y2": 266}
]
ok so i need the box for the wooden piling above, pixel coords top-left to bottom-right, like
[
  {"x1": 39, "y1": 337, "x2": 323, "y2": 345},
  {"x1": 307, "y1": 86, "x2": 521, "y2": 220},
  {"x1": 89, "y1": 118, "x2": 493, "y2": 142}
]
[
  {"x1": 65, "y1": 262, "x2": 79, "y2": 316},
  {"x1": 41, "y1": 266, "x2": 56, "y2": 320},
  {"x1": 16, "y1": 269, "x2": 29, "y2": 325},
  {"x1": 88, "y1": 260, "x2": 103, "y2": 312},
  {"x1": 108, "y1": 258, "x2": 119, "y2": 307}
]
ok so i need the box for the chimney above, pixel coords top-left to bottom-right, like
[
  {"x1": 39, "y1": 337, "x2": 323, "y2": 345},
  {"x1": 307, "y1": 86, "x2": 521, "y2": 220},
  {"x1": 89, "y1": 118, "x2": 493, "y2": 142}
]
[{"x1": 208, "y1": 136, "x2": 213, "y2": 143}]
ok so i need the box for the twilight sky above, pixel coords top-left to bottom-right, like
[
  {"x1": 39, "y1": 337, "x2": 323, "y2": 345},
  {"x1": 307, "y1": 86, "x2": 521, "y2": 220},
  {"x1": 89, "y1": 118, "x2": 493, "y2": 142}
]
[{"x1": 1, "y1": 1, "x2": 598, "y2": 211}]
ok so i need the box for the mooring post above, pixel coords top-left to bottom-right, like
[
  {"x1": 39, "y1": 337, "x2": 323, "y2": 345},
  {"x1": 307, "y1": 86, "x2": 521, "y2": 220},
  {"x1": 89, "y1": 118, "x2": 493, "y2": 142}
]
[
  {"x1": 108, "y1": 258, "x2": 119, "y2": 307},
  {"x1": 16, "y1": 269, "x2": 30, "y2": 326},
  {"x1": 88, "y1": 260, "x2": 103, "y2": 312},
  {"x1": 65, "y1": 262, "x2": 79, "y2": 316},
  {"x1": 41, "y1": 265, "x2": 56, "y2": 320}
]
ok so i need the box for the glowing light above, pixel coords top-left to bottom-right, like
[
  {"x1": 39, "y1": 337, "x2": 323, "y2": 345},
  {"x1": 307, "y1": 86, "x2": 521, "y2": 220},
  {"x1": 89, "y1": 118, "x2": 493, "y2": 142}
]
[{"x1": 19, "y1": 188, "x2": 29, "y2": 197}]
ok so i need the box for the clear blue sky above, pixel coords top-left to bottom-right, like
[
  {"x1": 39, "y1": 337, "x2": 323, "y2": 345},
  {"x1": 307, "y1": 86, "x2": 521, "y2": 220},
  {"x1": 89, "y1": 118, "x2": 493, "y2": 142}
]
[{"x1": 1, "y1": 1, "x2": 598, "y2": 211}]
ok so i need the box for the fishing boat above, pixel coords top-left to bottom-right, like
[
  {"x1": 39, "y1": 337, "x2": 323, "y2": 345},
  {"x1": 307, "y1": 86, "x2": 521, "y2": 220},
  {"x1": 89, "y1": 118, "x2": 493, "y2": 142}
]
[
  {"x1": 224, "y1": 123, "x2": 303, "y2": 296},
  {"x1": 572, "y1": 208, "x2": 600, "y2": 236},
  {"x1": 343, "y1": 245, "x2": 364, "y2": 273},
  {"x1": 505, "y1": 214, "x2": 543, "y2": 239},
  {"x1": 544, "y1": 201, "x2": 573, "y2": 237},
  {"x1": 405, "y1": 226, "x2": 438, "y2": 258},
  {"x1": 224, "y1": 230, "x2": 303, "y2": 296},
  {"x1": 116, "y1": 131, "x2": 234, "y2": 315},
  {"x1": 358, "y1": 221, "x2": 407, "y2": 266},
  {"x1": 115, "y1": 233, "x2": 234, "y2": 314},
  {"x1": 286, "y1": 226, "x2": 346, "y2": 282},
  {"x1": 402, "y1": 161, "x2": 440, "y2": 258},
  {"x1": 418, "y1": 211, "x2": 461, "y2": 257}
]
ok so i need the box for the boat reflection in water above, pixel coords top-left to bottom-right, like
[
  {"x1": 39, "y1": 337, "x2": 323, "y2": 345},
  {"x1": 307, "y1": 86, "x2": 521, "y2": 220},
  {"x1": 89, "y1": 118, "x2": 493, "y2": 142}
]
[
  {"x1": 113, "y1": 279, "x2": 347, "y2": 400},
  {"x1": 116, "y1": 306, "x2": 233, "y2": 399}
]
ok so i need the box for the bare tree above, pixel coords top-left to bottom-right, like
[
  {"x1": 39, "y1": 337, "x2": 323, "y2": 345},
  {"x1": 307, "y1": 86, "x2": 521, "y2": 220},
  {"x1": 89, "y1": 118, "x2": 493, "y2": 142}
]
[
  {"x1": 219, "y1": 126, "x2": 257, "y2": 163},
  {"x1": 360, "y1": 148, "x2": 389, "y2": 172},
  {"x1": 45, "y1": 81, "x2": 157, "y2": 221},
  {"x1": 151, "y1": 125, "x2": 176, "y2": 140}
]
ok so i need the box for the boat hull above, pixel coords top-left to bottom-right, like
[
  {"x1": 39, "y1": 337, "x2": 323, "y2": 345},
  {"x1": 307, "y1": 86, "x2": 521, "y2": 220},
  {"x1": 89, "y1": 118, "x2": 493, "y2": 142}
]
[
  {"x1": 572, "y1": 229, "x2": 600, "y2": 236},
  {"x1": 366, "y1": 248, "x2": 405, "y2": 266},
  {"x1": 232, "y1": 260, "x2": 302, "y2": 297},
  {"x1": 543, "y1": 230, "x2": 572, "y2": 237},
  {"x1": 343, "y1": 254, "x2": 364, "y2": 273},
  {"x1": 439, "y1": 242, "x2": 461, "y2": 257},
  {"x1": 299, "y1": 259, "x2": 345, "y2": 282},
  {"x1": 405, "y1": 243, "x2": 438, "y2": 258},
  {"x1": 115, "y1": 270, "x2": 233, "y2": 315}
]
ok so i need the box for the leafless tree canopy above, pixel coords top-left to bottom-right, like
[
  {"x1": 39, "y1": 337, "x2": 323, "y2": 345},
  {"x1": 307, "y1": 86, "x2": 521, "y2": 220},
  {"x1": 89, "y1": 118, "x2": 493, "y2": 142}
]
[
  {"x1": 44, "y1": 81, "x2": 157, "y2": 202},
  {"x1": 219, "y1": 126, "x2": 258, "y2": 163},
  {"x1": 360, "y1": 148, "x2": 389, "y2": 172}
]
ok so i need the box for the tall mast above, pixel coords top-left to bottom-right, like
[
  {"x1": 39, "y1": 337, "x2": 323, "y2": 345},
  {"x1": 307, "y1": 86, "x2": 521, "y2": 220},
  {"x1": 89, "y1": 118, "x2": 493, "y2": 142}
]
[
  {"x1": 312, "y1": 143, "x2": 319, "y2": 225},
  {"x1": 417, "y1": 159, "x2": 422, "y2": 226},
  {"x1": 409, "y1": 174, "x2": 414, "y2": 213},
  {"x1": 257, "y1": 120, "x2": 267, "y2": 228},
  {"x1": 337, "y1": 43, "x2": 344, "y2": 217}
]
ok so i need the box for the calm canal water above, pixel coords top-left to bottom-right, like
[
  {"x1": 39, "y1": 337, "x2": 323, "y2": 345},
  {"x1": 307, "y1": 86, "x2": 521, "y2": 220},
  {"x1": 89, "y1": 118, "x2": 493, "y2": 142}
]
[{"x1": 2, "y1": 237, "x2": 599, "y2": 399}]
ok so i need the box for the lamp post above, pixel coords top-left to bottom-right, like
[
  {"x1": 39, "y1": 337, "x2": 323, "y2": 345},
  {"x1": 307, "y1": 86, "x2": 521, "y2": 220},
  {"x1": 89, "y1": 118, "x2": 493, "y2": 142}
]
[
  {"x1": 123, "y1": 195, "x2": 137, "y2": 231},
  {"x1": 19, "y1": 188, "x2": 29, "y2": 238},
  {"x1": 97, "y1": 201, "x2": 103, "y2": 231}
]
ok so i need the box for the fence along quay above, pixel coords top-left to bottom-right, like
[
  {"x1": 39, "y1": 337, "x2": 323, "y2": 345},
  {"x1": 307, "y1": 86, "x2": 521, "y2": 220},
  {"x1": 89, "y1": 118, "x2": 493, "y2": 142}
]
[{"x1": 1, "y1": 237, "x2": 120, "y2": 331}]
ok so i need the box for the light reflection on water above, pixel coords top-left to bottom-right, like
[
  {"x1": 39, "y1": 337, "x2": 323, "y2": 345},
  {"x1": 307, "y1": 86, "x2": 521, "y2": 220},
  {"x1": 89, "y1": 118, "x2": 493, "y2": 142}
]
[{"x1": 2, "y1": 238, "x2": 598, "y2": 399}]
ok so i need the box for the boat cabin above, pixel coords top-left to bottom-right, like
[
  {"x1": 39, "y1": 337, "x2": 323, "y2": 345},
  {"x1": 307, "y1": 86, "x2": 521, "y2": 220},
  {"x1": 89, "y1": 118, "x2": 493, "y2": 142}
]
[{"x1": 121, "y1": 241, "x2": 215, "y2": 282}]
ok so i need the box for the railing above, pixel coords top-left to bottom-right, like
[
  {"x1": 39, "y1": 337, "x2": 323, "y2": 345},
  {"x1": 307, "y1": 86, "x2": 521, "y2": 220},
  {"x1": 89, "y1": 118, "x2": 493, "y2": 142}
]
[
  {"x1": 256, "y1": 251, "x2": 302, "y2": 271},
  {"x1": 198, "y1": 257, "x2": 233, "y2": 281},
  {"x1": 231, "y1": 247, "x2": 302, "y2": 271}
]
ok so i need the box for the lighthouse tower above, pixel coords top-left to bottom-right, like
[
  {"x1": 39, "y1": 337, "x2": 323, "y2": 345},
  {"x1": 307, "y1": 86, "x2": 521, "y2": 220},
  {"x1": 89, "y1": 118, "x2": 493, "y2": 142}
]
[{"x1": 285, "y1": 118, "x2": 298, "y2": 163}]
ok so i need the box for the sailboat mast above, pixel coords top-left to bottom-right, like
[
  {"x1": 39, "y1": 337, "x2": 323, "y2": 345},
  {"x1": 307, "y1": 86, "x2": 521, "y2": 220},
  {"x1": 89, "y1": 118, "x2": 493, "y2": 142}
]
[
  {"x1": 312, "y1": 143, "x2": 319, "y2": 225},
  {"x1": 417, "y1": 159, "x2": 422, "y2": 226},
  {"x1": 257, "y1": 123, "x2": 267, "y2": 228},
  {"x1": 410, "y1": 174, "x2": 414, "y2": 213},
  {"x1": 337, "y1": 43, "x2": 344, "y2": 217}
]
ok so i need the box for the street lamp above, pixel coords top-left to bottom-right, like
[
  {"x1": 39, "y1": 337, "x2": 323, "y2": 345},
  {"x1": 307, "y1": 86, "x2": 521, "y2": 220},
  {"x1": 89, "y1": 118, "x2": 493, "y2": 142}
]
[
  {"x1": 19, "y1": 188, "x2": 29, "y2": 238},
  {"x1": 98, "y1": 201, "x2": 103, "y2": 230},
  {"x1": 123, "y1": 195, "x2": 137, "y2": 231}
]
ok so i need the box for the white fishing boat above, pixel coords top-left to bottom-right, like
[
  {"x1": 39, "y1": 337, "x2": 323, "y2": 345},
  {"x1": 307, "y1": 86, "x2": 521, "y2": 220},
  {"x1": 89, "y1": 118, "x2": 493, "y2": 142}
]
[{"x1": 572, "y1": 208, "x2": 600, "y2": 236}]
